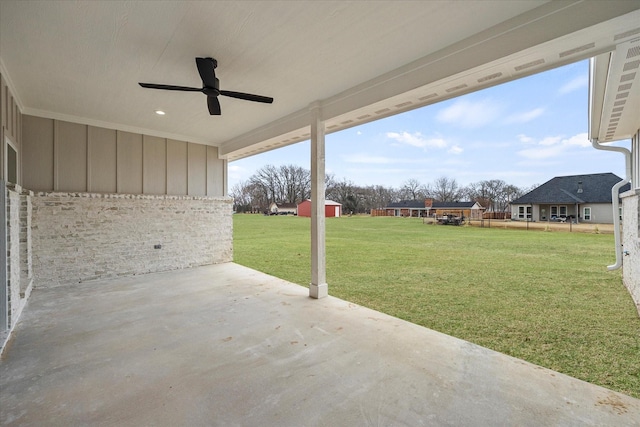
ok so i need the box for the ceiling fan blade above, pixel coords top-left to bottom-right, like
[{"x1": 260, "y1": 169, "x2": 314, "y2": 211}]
[
  {"x1": 220, "y1": 90, "x2": 274, "y2": 104},
  {"x1": 207, "y1": 96, "x2": 221, "y2": 115},
  {"x1": 140, "y1": 58, "x2": 273, "y2": 116},
  {"x1": 196, "y1": 57, "x2": 217, "y2": 88},
  {"x1": 139, "y1": 83, "x2": 202, "y2": 92}
]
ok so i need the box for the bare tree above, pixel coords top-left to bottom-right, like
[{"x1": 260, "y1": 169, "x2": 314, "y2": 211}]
[
  {"x1": 326, "y1": 178, "x2": 358, "y2": 212},
  {"x1": 399, "y1": 179, "x2": 421, "y2": 200},
  {"x1": 363, "y1": 185, "x2": 396, "y2": 210},
  {"x1": 464, "y1": 179, "x2": 525, "y2": 211},
  {"x1": 248, "y1": 164, "x2": 311, "y2": 206},
  {"x1": 230, "y1": 181, "x2": 251, "y2": 212},
  {"x1": 432, "y1": 176, "x2": 461, "y2": 202},
  {"x1": 501, "y1": 184, "x2": 525, "y2": 211},
  {"x1": 236, "y1": 165, "x2": 526, "y2": 214}
]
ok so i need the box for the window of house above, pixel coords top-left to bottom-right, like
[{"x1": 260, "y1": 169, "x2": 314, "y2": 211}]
[
  {"x1": 526, "y1": 206, "x2": 532, "y2": 220},
  {"x1": 559, "y1": 205, "x2": 567, "y2": 216},
  {"x1": 518, "y1": 206, "x2": 525, "y2": 219},
  {"x1": 5, "y1": 138, "x2": 18, "y2": 184},
  {"x1": 551, "y1": 206, "x2": 558, "y2": 217},
  {"x1": 583, "y1": 207, "x2": 591, "y2": 221}
]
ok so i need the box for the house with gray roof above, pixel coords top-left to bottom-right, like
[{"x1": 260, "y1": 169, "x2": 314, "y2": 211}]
[{"x1": 510, "y1": 173, "x2": 630, "y2": 224}]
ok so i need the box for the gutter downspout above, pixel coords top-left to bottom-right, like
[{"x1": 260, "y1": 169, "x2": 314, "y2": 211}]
[{"x1": 591, "y1": 138, "x2": 631, "y2": 270}]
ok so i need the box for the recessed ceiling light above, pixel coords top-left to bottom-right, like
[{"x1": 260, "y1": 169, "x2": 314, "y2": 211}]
[{"x1": 155, "y1": 110, "x2": 166, "y2": 115}]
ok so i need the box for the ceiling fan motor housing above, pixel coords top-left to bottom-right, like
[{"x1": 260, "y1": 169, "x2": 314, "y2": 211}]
[{"x1": 203, "y1": 78, "x2": 220, "y2": 96}]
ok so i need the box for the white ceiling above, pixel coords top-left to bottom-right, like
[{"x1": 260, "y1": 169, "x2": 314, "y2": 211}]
[{"x1": 1, "y1": 1, "x2": 639, "y2": 161}]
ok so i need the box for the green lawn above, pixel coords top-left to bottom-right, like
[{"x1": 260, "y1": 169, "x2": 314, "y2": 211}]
[{"x1": 233, "y1": 214, "x2": 640, "y2": 398}]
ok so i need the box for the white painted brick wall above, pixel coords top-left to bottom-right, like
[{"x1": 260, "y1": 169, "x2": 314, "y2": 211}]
[
  {"x1": 7, "y1": 188, "x2": 20, "y2": 323},
  {"x1": 621, "y1": 190, "x2": 640, "y2": 315},
  {"x1": 31, "y1": 192, "x2": 233, "y2": 288},
  {"x1": 19, "y1": 189, "x2": 33, "y2": 296}
]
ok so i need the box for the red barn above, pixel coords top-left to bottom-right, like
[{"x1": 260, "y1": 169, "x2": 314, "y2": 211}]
[{"x1": 297, "y1": 200, "x2": 342, "y2": 218}]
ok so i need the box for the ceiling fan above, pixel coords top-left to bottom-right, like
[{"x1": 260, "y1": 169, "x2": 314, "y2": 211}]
[{"x1": 138, "y1": 57, "x2": 273, "y2": 115}]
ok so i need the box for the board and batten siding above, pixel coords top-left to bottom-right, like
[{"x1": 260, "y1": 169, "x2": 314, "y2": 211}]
[
  {"x1": 21, "y1": 115, "x2": 225, "y2": 197},
  {"x1": 1, "y1": 72, "x2": 23, "y2": 184}
]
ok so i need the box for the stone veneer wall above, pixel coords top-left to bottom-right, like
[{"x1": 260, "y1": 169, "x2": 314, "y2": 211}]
[
  {"x1": 3, "y1": 184, "x2": 33, "y2": 336},
  {"x1": 7, "y1": 187, "x2": 20, "y2": 325},
  {"x1": 19, "y1": 190, "x2": 33, "y2": 296},
  {"x1": 31, "y1": 192, "x2": 233, "y2": 288},
  {"x1": 621, "y1": 189, "x2": 640, "y2": 315}
]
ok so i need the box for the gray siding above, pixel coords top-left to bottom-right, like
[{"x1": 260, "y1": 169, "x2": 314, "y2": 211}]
[
  {"x1": 142, "y1": 135, "x2": 167, "y2": 195},
  {"x1": 21, "y1": 115, "x2": 224, "y2": 196},
  {"x1": 167, "y1": 139, "x2": 187, "y2": 195},
  {"x1": 88, "y1": 126, "x2": 117, "y2": 193},
  {"x1": 56, "y1": 121, "x2": 87, "y2": 192},
  {"x1": 188, "y1": 143, "x2": 207, "y2": 196},
  {"x1": 1, "y1": 72, "x2": 23, "y2": 184},
  {"x1": 22, "y1": 116, "x2": 53, "y2": 190},
  {"x1": 207, "y1": 146, "x2": 225, "y2": 197},
  {"x1": 116, "y1": 131, "x2": 143, "y2": 194},
  {"x1": 582, "y1": 204, "x2": 615, "y2": 223}
]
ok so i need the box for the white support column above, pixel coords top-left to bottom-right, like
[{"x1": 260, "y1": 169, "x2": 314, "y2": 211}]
[{"x1": 309, "y1": 102, "x2": 328, "y2": 299}]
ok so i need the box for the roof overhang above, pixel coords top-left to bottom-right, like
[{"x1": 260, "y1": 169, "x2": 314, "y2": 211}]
[
  {"x1": 589, "y1": 37, "x2": 640, "y2": 143},
  {"x1": 220, "y1": 2, "x2": 640, "y2": 160},
  {"x1": 1, "y1": 1, "x2": 639, "y2": 160}
]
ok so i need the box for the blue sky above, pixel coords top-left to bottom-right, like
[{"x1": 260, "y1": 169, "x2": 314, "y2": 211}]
[{"x1": 229, "y1": 60, "x2": 628, "y2": 190}]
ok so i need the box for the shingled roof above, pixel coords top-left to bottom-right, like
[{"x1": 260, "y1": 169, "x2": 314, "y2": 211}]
[
  {"x1": 511, "y1": 173, "x2": 630, "y2": 204},
  {"x1": 386, "y1": 200, "x2": 479, "y2": 209},
  {"x1": 432, "y1": 201, "x2": 479, "y2": 209},
  {"x1": 386, "y1": 200, "x2": 426, "y2": 209}
]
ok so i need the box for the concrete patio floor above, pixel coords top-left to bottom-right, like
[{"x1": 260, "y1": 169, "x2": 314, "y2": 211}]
[{"x1": 1, "y1": 263, "x2": 639, "y2": 426}]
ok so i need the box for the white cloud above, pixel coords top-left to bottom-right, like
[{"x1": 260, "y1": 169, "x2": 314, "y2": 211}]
[
  {"x1": 504, "y1": 107, "x2": 544, "y2": 124},
  {"x1": 385, "y1": 131, "x2": 447, "y2": 149},
  {"x1": 517, "y1": 132, "x2": 591, "y2": 160},
  {"x1": 448, "y1": 145, "x2": 463, "y2": 155},
  {"x1": 356, "y1": 131, "x2": 362, "y2": 135},
  {"x1": 559, "y1": 75, "x2": 588, "y2": 94},
  {"x1": 563, "y1": 133, "x2": 591, "y2": 147},
  {"x1": 517, "y1": 134, "x2": 535, "y2": 144},
  {"x1": 538, "y1": 136, "x2": 563, "y2": 146},
  {"x1": 518, "y1": 145, "x2": 565, "y2": 160},
  {"x1": 436, "y1": 98, "x2": 502, "y2": 128}
]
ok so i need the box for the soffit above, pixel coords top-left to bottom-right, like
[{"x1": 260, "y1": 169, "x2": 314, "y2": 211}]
[{"x1": 589, "y1": 37, "x2": 640, "y2": 143}]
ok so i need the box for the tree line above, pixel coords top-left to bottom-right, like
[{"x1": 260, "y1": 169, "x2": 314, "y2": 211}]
[{"x1": 230, "y1": 164, "x2": 533, "y2": 214}]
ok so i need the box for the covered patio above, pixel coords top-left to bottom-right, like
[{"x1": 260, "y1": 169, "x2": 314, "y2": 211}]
[
  {"x1": 2, "y1": 263, "x2": 639, "y2": 425},
  {"x1": 1, "y1": 2, "x2": 640, "y2": 424}
]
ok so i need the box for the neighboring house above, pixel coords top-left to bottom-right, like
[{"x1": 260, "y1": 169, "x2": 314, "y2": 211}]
[
  {"x1": 510, "y1": 173, "x2": 630, "y2": 224},
  {"x1": 384, "y1": 200, "x2": 428, "y2": 217},
  {"x1": 384, "y1": 199, "x2": 485, "y2": 219},
  {"x1": 268, "y1": 202, "x2": 298, "y2": 215},
  {"x1": 297, "y1": 200, "x2": 342, "y2": 218}
]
